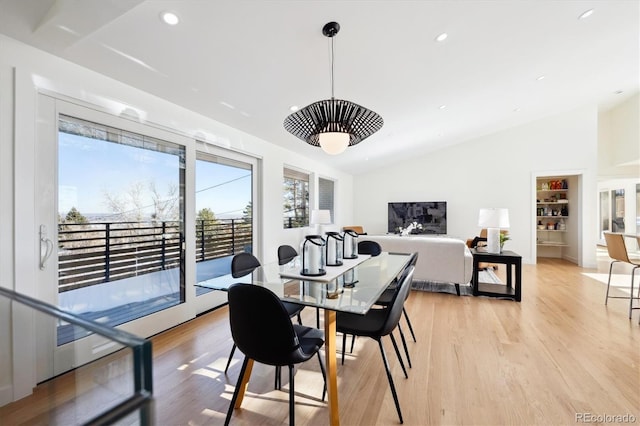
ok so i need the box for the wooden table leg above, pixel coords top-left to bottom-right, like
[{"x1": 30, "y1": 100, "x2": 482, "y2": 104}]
[
  {"x1": 324, "y1": 309, "x2": 340, "y2": 425},
  {"x1": 234, "y1": 358, "x2": 254, "y2": 409}
]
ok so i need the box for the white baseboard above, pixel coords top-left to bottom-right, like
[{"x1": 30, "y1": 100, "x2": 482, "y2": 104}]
[
  {"x1": 563, "y1": 254, "x2": 578, "y2": 264},
  {"x1": 0, "y1": 383, "x2": 14, "y2": 407}
]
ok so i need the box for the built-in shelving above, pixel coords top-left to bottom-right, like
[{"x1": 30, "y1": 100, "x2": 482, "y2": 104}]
[{"x1": 536, "y1": 178, "x2": 569, "y2": 251}]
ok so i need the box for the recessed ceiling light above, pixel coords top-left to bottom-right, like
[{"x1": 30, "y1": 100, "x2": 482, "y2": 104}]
[
  {"x1": 220, "y1": 101, "x2": 236, "y2": 110},
  {"x1": 536, "y1": 75, "x2": 545, "y2": 81},
  {"x1": 435, "y1": 33, "x2": 448, "y2": 42},
  {"x1": 160, "y1": 11, "x2": 180, "y2": 26},
  {"x1": 614, "y1": 90, "x2": 623, "y2": 95},
  {"x1": 439, "y1": 105, "x2": 447, "y2": 110},
  {"x1": 289, "y1": 105, "x2": 299, "y2": 112},
  {"x1": 513, "y1": 107, "x2": 521, "y2": 112},
  {"x1": 578, "y1": 9, "x2": 594, "y2": 20}
]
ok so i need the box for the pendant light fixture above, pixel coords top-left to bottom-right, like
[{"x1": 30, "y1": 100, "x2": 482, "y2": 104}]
[{"x1": 284, "y1": 21, "x2": 383, "y2": 155}]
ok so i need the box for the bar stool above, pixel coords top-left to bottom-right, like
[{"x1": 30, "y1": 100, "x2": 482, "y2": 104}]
[{"x1": 603, "y1": 232, "x2": 640, "y2": 321}]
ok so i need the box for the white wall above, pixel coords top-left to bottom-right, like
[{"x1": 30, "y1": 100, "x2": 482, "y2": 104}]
[
  {"x1": 598, "y1": 92, "x2": 640, "y2": 179},
  {"x1": 353, "y1": 106, "x2": 599, "y2": 267},
  {"x1": 0, "y1": 34, "x2": 353, "y2": 404},
  {"x1": 597, "y1": 92, "x2": 640, "y2": 239}
]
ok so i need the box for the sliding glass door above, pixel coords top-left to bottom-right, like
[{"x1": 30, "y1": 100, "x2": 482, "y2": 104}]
[
  {"x1": 36, "y1": 96, "x2": 192, "y2": 380},
  {"x1": 194, "y1": 143, "x2": 257, "y2": 314}
]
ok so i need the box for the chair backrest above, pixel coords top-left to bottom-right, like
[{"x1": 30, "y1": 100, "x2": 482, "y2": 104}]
[
  {"x1": 358, "y1": 240, "x2": 382, "y2": 256},
  {"x1": 277, "y1": 245, "x2": 298, "y2": 265},
  {"x1": 227, "y1": 283, "x2": 299, "y2": 366},
  {"x1": 604, "y1": 232, "x2": 630, "y2": 263},
  {"x1": 380, "y1": 266, "x2": 415, "y2": 336},
  {"x1": 342, "y1": 226, "x2": 364, "y2": 235},
  {"x1": 396, "y1": 252, "x2": 418, "y2": 285},
  {"x1": 231, "y1": 252, "x2": 261, "y2": 278}
]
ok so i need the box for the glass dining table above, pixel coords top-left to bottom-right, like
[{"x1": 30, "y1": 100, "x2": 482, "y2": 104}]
[{"x1": 196, "y1": 251, "x2": 412, "y2": 426}]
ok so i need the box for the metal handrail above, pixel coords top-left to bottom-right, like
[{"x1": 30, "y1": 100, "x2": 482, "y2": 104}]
[{"x1": 0, "y1": 286, "x2": 154, "y2": 425}]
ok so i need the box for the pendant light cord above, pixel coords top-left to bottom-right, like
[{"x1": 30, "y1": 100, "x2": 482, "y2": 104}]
[{"x1": 330, "y1": 36, "x2": 335, "y2": 99}]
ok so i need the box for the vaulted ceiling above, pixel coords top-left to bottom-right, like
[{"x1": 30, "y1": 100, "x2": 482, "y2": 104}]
[{"x1": 0, "y1": 0, "x2": 638, "y2": 174}]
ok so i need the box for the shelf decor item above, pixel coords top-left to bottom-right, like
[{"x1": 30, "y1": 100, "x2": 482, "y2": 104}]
[{"x1": 478, "y1": 208, "x2": 510, "y2": 254}]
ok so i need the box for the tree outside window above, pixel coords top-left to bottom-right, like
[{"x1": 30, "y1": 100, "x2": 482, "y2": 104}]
[{"x1": 283, "y1": 167, "x2": 309, "y2": 228}]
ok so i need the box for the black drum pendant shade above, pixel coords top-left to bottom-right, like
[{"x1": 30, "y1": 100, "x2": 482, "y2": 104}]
[{"x1": 283, "y1": 22, "x2": 383, "y2": 155}]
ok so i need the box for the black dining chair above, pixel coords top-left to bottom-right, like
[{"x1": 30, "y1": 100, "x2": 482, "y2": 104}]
[
  {"x1": 336, "y1": 265, "x2": 416, "y2": 424},
  {"x1": 358, "y1": 240, "x2": 382, "y2": 257},
  {"x1": 278, "y1": 244, "x2": 298, "y2": 265},
  {"x1": 278, "y1": 244, "x2": 321, "y2": 329},
  {"x1": 345, "y1": 244, "x2": 417, "y2": 369},
  {"x1": 374, "y1": 252, "x2": 419, "y2": 369},
  {"x1": 224, "y1": 283, "x2": 326, "y2": 426},
  {"x1": 225, "y1": 252, "x2": 305, "y2": 380},
  {"x1": 342, "y1": 240, "x2": 384, "y2": 353}
]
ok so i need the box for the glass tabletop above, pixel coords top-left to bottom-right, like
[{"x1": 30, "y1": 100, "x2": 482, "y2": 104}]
[{"x1": 196, "y1": 252, "x2": 412, "y2": 315}]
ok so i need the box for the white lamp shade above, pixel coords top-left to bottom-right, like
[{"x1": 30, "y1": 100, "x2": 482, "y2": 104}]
[
  {"x1": 318, "y1": 132, "x2": 349, "y2": 155},
  {"x1": 310, "y1": 209, "x2": 332, "y2": 225},
  {"x1": 477, "y1": 208, "x2": 510, "y2": 228}
]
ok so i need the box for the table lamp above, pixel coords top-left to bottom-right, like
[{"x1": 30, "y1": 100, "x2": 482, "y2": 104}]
[
  {"x1": 478, "y1": 208, "x2": 510, "y2": 254},
  {"x1": 310, "y1": 209, "x2": 332, "y2": 235}
]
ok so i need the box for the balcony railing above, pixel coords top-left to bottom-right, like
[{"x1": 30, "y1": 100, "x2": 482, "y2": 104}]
[{"x1": 58, "y1": 218, "x2": 252, "y2": 292}]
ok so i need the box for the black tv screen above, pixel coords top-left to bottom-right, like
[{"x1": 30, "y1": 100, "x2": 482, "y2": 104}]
[{"x1": 388, "y1": 202, "x2": 447, "y2": 234}]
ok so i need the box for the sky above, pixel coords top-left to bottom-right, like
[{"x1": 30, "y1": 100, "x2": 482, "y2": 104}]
[{"x1": 58, "y1": 132, "x2": 251, "y2": 220}]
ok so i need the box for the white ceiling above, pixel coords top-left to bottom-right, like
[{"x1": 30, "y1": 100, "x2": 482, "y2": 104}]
[{"x1": 0, "y1": 0, "x2": 638, "y2": 174}]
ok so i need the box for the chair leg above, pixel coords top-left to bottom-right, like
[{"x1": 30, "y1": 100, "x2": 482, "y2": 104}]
[
  {"x1": 275, "y1": 366, "x2": 281, "y2": 390},
  {"x1": 377, "y1": 338, "x2": 404, "y2": 424},
  {"x1": 288, "y1": 365, "x2": 295, "y2": 426},
  {"x1": 629, "y1": 268, "x2": 637, "y2": 319},
  {"x1": 350, "y1": 335, "x2": 356, "y2": 353},
  {"x1": 316, "y1": 307, "x2": 320, "y2": 329},
  {"x1": 341, "y1": 333, "x2": 347, "y2": 365},
  {"x1": 317, "y1": 352, "x2": 327, "y2": 401},
  {"x1": 454, "y1": 283, "x2": 461, "y2": 296},
  {"x1": 297, "y1": 313, "x2": 302, "y2": 325},
  {"x1": 403, "y1": 307, "x2": 417, "y2": 342},
  {"x1": 224, "y1": 343, "x2": 237, "y2": 373},
  {"x1": 397, "y1": 323, "x2": 412, "y2": 369},
  {"x1": 224, "y1": 356, "x2": 250, "y2": 426},
  {"x1": 389, "y1": 332, "x2": 408, "y2": 379},
  {"x1": 605, "y1": 261, "x2": 616, "y2": 305}
]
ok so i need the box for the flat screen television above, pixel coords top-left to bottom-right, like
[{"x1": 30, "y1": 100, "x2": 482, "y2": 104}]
[{"x1": 388, "y1": 201, "x2": 447, "y2": 235}]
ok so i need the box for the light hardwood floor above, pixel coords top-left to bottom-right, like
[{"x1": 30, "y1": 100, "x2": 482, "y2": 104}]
[{"x1": 2, "y1": 256, "x2": 639, "y2": 425}]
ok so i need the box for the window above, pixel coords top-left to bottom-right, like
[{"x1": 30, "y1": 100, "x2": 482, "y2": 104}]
[
  {"x1": 636, "y1": 184, "x2": 640, "y2": 234},
  {"x1": 611, "y1": 189, "x2": 625, "y2": 233},
  {"x1": 599, "y1": 191, "x2": 610, "y2": 239},
  {"x1": 283, "y1": 167, "x2": 309, "y2": 228},
  {"x1": 319, "y1": 177, "x2": 335, "y2": 222}
]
